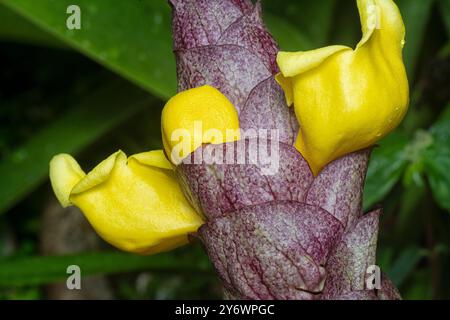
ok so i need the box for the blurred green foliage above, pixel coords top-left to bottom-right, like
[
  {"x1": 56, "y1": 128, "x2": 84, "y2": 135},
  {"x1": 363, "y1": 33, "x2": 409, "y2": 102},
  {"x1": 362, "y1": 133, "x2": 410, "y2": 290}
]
[{"x1": 0, "y1": 0, "x2": 449, "y2": 299}]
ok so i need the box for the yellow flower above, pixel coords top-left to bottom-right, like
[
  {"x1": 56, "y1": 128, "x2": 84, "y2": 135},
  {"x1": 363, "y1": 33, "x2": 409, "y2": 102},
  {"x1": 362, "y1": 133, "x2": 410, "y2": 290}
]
[
  {"x1": 50, "y1": 149, "x2": 203, "y2": 254},
  {"x1": 162, "y1": 85, "x2": 240, "y2": 164},
  {"x1": 276, "y1": 0, "x2": 409, "y2": 175},
  {"x1": 50, "y1": 85, "x2": 241, "y2": 254}
]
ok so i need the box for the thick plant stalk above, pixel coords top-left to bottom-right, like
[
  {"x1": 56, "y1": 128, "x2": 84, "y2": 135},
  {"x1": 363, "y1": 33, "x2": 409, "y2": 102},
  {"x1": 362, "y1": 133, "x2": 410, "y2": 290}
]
[{"x1": 169, "y1": 0, "x2": 401, "y2": 300}]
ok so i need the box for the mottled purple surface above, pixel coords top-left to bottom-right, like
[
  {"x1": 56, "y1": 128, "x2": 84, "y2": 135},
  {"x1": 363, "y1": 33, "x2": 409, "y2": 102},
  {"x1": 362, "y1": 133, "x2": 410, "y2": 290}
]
[
  {"x1": 321, "y1": 210, "x2": 379, "y2": 299},
  {"x1": 217, "y1": 2, "x2": 279, "y2": 74},
  {"x1": 169, "y1": 0, "x2": 401, "y2": 300},
  {"x1": 306, "y1": 149, "x2": 371, "y2": 230},
  {"x1": 378, "y1": 273, "x2": 402, "y2": 300},
  {"x1": 175, "y1": 45, "x2": 271, "y2": 113},
  {"x1": 177, "y1": 140, "x2": 393, "y2": 299},
  {"x1": 200, "y1": 201, "x2": 343, "y2": 299},
  {"x1": 320, "y1": 209, "x2": 401, "y2": 300},
  {"x1": 240, "y1": 77, "x2": 298, "y2": 145},
  {"x1": 324, "y1": 272, "x2": 401, "y2": 300},
  {"x1": 176, "y1": 138, "x2": 314, "y2": 219},
  {"x1": 171, "y1": 0, "x2": 295, "y2": 137},
  {"x1": 170, "y1": 0, "x2": 253, "y2": 51}
]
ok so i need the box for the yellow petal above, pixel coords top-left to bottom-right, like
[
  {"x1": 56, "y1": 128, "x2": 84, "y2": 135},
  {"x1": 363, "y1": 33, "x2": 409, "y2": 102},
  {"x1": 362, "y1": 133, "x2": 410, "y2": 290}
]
[
  {"x1": 275, "y1": 73, "x2": 294, "y2": 107},
  {"x1": 49, "y1": 154, "x2": 85, "y2": 207},
  {"x1": 161, "y1": 85, "x2": 240, "y2": 164},
  {"x1": 276, "y1": 46, "x2": 350, "y2": 78},
  {"x1": 356, "y1": 0, "x2": 406, "y2": 53},
  {"x1": 356, "y1": 0, "x2": 378, "y2": 48},
  {"x1": 276, "y1": 0, "x2": 409, "y2": 175},
  {"x1": 129, "y1": 150, "x2": 173, "y2": 171},
  {"x1": 50, "y1": 150, "x2": 203, "y2": 254}
]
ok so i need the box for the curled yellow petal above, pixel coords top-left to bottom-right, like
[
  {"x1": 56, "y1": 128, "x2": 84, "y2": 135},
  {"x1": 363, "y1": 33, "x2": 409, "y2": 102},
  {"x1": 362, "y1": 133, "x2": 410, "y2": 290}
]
[
  {"x1": 275, "y1": 73, "x2": 294, "y2": 107},
  {"x1": 129, "y1": 150, "x2": 173, "y2": 171},
  {"x1": 277, "y1": 46, "x2": 349, "y2": 78},
  {"x1": 49, "y1": 154, "x2": 86, "y2": 208},
  {"x1": 49, "y1": 150, "x2": 203, "y2": 254},
  {"x1": 276, "y1": 0, "x2": 409, "y2": 175},
  {"x1": 161, "y1": 85, "x2": 240, "y2": 164}
]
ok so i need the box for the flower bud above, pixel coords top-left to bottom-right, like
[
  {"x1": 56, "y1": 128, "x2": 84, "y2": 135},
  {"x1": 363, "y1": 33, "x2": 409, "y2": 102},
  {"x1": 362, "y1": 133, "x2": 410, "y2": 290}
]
[{"x1": 161, "y1": 85, "x2": 240, "y2": 164}]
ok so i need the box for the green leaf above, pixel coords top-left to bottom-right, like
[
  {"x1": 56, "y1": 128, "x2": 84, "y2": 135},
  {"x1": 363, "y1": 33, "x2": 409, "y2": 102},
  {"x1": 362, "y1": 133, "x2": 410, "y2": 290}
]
[
  {"x1": 387, "y1": 246, "x2": 425, "y2": 287},
  {"x1": 364, "y1": 132, "x2": 409, "y2": 210},
  {"x1": 396, "y1": 0, "x2": 435, "y2": 78},
  {"x1": 0, "y1": 3, "x2": 63, "y2": 48},
  {"x1": 0, "y1": 251, "x2": 210, "y2": 287},
  {"x1": 264, "y1": 13, "x2": 313, "y2": 51},
  {"x1": 0, "y1": 80, "x2": 154, "y2": 214},
  {"x1": 1, "y1": 0, "x2": 315, "y2": 99},
  {"x1": 1, "y1": 0, "x2": 176, "y2": 99},
  {"x1": 402, "y1": 130, "x2": 434, "y2": 188},
  {"x1": 263, "y1": 0, "x2": 336, "y2": 48},
  {"x1": 423, "y1": 119, "x2": 450, "y2": 211}
]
